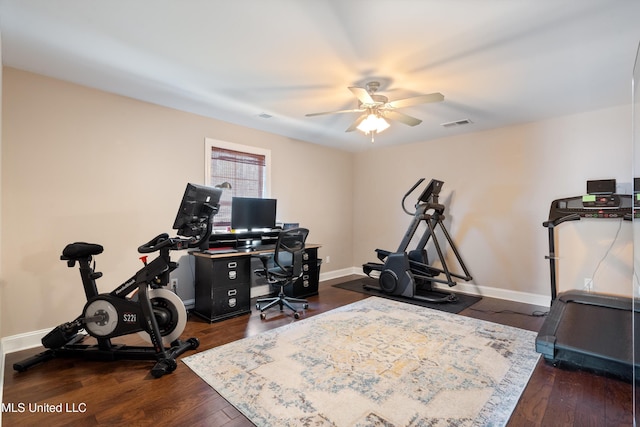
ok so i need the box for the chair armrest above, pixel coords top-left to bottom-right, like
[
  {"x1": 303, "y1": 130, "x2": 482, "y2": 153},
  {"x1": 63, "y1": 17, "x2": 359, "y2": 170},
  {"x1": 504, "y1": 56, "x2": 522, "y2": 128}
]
[{"x1": 252, "y1": 253, "x2": 272, "y2": 272}]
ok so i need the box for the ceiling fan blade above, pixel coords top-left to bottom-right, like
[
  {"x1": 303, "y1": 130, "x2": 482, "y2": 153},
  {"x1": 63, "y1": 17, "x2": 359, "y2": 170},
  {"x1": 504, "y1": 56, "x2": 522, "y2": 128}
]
[
  {"x1": 386, "y1": 92, "x2": 444, "y2": 109},
  {"x1": 384, "y1": 110, "x2": 422, "y2": 126},
  {"x1": 348, "y1": 87, "x2": 375, "y2": 104},
  {"x1": 305, "y1": 108, "x2": 363, "y2": 117},
  {"x1": 345, "y1": 115, "x2": 367, "y2": 132}
]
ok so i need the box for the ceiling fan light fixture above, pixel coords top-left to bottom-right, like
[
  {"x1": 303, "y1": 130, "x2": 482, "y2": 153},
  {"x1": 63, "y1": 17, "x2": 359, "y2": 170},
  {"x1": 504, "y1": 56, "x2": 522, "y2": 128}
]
[{"x1": 357, "y1": 113, "x2": 390, "y2": 135}]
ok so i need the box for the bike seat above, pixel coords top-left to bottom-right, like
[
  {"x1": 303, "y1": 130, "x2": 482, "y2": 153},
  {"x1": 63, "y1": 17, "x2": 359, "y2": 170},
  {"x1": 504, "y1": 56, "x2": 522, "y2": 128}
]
[{"x1": 61, "y1": 242, "x2": 104, "y2": 260}]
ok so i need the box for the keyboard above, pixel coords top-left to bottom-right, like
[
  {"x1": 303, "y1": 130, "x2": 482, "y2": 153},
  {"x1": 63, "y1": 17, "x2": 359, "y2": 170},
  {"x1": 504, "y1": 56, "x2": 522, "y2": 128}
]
[
  {"x1": 204, "y1": 248, "x2": 238, "y2": 255},
  {"x1": 252, "y1": 244, "x2": 276, "y2": 251}
]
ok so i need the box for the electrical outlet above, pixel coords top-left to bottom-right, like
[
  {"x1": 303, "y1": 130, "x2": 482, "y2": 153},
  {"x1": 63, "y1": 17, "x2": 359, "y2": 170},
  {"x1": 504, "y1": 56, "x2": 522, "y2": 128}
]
[
  {"x1": 326, "y1": 256, "x2": 331, "y2": 264},
  {"x1": 170, "y1": 278, "x2": 178, "y2": 292},
  {"x1": 584, "y1": 278, "x2": 593, "y2": 292}
]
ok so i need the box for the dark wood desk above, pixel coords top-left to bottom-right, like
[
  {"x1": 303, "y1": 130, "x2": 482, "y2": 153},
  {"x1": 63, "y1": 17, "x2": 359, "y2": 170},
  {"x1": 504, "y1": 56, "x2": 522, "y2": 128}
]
[{"x1": 191, "y1": 244, "x2": 321, "y2": 322}]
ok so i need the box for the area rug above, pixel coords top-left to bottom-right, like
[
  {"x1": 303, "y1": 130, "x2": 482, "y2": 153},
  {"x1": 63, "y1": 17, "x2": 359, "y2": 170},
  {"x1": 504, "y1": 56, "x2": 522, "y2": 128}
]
[
  {"x1": 183, "y1": 297, "x2": 540, "y2": 426},
  {"x1": 333, "y1": 276, "x2": 481, "y2": 314}
]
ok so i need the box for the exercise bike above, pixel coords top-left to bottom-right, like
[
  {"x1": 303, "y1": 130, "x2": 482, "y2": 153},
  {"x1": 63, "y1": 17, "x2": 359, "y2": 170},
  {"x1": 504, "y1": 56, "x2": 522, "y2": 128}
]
[
  {"x1": 14, "y1": 183, "x2": 222, "y2": 378},
  {"x1": 362, "y1": 178, "x2": 472, "y2": 303}
]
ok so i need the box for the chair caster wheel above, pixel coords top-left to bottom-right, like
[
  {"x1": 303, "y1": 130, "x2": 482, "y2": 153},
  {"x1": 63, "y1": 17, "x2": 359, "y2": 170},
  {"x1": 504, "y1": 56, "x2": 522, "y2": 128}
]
[
  {"x1": 303, "y1": 303, "x2": 309, "y2": 309},
  {"x1": 256, "y1": 303, "x2": 260, "y2": 310},
  {"x1": 260, "y1": 312, "x2": 266, "y2": 320},
  {"x1": 294, "y1": 312, "x2": 300, "y2": 319}
]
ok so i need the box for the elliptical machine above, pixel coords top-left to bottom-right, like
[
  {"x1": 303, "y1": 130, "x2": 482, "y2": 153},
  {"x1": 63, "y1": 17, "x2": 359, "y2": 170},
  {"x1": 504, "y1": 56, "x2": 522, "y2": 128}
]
[
  {"x1": 14, "y1": 183, "x2": 222, "y2": 378},
  {"x1": 362, "y1": 178, "x2": 472, "y2": 303}
]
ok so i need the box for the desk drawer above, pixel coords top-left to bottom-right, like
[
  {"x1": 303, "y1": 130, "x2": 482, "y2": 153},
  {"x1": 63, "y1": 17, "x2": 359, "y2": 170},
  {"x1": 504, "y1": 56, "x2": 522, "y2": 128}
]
[
  {"x1": 193, "y1": 255, "x2": 252, "y2": 322},
  {"x1": 209, "y1": 257, "x2": 251, "y2": 285},
  {"x1": 284, "y1": 260, "x2": 321, "y2": 298}
]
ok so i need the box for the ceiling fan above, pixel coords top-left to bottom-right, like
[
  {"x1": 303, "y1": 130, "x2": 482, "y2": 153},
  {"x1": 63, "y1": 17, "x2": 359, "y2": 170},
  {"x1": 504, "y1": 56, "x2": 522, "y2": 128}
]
[{"x1": 305, "y1": 81, "x2": 444, "y2": 141}]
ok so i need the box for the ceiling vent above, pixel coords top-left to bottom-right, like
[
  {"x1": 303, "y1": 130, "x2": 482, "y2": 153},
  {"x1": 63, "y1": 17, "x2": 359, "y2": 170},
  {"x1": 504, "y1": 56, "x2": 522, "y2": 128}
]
[{"x1": 441, "y1": 119, "x2": 472, "y2": 128}]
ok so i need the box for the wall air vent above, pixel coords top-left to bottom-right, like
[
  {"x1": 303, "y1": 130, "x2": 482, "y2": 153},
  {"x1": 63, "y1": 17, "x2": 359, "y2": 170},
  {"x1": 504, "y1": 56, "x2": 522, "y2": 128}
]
[{"x1": 441, "y1": 119, "x2": 473, "y2": 128}]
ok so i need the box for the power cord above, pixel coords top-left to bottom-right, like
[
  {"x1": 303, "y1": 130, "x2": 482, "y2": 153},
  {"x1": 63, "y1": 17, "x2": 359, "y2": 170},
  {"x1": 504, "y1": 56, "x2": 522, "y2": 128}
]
[
  {"x1": 586, "y1": 218, "x2": 624, "y2": 290},
  {"x1": 467, "y1": 307, "x2": 548, "y2": 318}
]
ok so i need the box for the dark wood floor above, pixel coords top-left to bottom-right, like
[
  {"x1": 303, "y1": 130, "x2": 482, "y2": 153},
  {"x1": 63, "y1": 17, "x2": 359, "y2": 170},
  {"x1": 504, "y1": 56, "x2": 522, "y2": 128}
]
[{"x1": 2, "y1": 276, "x2": 633, "y2": 426}]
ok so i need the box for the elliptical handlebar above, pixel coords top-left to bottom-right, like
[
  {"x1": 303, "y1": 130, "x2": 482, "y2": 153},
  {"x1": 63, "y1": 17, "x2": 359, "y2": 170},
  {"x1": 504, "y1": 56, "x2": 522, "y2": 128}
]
[{"x1": 402, "y1": 178, "x2": 425, "y2": 215}]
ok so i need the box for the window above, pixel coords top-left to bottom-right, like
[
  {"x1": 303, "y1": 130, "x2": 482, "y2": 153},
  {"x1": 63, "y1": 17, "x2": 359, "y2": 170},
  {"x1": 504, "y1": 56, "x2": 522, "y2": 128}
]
[{"x1": 204, "y1": 138, "x2": 271, "y2": 228}]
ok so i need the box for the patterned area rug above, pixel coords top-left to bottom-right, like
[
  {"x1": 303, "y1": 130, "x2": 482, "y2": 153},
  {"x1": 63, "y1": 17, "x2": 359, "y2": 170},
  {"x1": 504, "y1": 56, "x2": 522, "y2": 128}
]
[{"x1": 183, "y1": 297, "x2": 540, "y2": 426}]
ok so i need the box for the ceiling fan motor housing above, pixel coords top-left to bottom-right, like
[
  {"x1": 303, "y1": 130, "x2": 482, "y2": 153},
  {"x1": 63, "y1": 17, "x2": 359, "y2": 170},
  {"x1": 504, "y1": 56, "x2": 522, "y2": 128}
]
[{"x1": 359, "y1": 94, "x2": 388, "y2": 108}]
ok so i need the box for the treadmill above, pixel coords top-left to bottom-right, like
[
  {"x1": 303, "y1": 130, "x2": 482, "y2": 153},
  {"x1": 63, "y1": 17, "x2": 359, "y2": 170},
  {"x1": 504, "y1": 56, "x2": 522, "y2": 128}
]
[{"x1": 535, "y1": 179, "x2": 638, "y2": 381}]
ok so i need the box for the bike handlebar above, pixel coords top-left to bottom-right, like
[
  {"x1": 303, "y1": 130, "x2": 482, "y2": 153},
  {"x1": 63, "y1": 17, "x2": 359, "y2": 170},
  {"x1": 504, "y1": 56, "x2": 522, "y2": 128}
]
[{"x1": 138, "y1": 233, "x2": 172, "y2": 253}]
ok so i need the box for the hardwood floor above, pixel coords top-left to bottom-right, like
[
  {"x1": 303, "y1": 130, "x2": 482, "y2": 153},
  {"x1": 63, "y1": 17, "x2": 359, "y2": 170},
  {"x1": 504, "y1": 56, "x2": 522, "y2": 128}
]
[{"x1": 2, "y1": 276, "x2": 633, "y2": 426}]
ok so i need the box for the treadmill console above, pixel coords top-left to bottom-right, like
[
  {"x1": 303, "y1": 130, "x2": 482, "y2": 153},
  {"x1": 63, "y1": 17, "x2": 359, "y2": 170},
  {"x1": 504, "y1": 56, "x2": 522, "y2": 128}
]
[
  {"x1": 547, "y1": 194, "x2": 631, "y2": 224},
  {"x1": 580, "y1": 194, "x2": 620, "y2": 208}
]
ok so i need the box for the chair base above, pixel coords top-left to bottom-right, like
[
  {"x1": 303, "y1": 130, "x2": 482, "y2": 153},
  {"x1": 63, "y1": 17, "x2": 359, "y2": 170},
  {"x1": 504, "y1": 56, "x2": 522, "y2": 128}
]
[{"x1": 256, "y1": 289, "x2": 309, "y2": 320}]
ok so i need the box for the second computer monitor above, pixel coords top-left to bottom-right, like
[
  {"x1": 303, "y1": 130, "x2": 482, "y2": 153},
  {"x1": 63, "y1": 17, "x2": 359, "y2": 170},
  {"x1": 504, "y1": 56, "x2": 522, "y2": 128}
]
[{"x1": 231, "y1": 197, "x2": 277, "y2": 231}]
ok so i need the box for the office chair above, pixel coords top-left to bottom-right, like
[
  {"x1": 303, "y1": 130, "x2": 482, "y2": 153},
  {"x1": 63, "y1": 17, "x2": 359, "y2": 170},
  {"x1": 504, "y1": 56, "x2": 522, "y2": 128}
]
[{"x1": 254, "y1": 227, "x2": 310, "y2": 319}]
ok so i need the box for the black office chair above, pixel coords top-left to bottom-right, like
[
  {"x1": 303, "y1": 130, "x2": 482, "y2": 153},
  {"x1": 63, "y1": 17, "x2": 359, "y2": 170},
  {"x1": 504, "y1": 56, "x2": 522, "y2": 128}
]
[{"x1": 254, "y1": 227, "x2": 310, "y2": 320}]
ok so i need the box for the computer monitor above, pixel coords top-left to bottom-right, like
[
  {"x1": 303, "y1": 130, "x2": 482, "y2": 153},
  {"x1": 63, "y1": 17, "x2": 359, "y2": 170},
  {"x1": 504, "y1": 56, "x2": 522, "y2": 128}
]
[
  {"x1": 231, "y1": 197, "x2": 277, "y2": 231},
  {"x1": 172, "y1": 183, "x2": 223, "y2": 238}
]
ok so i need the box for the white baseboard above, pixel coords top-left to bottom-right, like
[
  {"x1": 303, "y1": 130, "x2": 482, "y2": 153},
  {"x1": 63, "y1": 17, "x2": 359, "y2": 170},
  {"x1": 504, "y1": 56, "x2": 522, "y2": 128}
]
[
  {"x1": 251, "y1": 284, "x2": 270, "y2": 298},
  {"x1": 0, "y1": 267, "x2": 549, "y2": 357},
  {"x1": 433, "y1": 280, "x2": 551, "y2": 307},
  {"x1": 1, "y1": 328, "x2": 50, "y2": 355},
  {"x1": 251, "y1": 267, "x2": 356, "y2": 298},
  {"x1": 320, "y1": 267, "x2": 359, "y2": 282},
  {"x1": 350, "y1": 270, "x2": 550, "y2": 307}
]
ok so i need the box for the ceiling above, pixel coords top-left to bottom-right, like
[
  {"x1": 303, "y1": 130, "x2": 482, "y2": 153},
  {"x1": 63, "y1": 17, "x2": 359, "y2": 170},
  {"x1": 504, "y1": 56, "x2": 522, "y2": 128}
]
[{"x1": 1, "y1": 1, "x2": 639, "y2": 152}]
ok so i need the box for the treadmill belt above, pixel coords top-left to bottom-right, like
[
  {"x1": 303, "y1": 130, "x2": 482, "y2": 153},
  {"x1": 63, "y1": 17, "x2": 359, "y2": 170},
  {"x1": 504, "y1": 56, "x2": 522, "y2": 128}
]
[
  {"x1": 555, "y1": 303, "x2": 632, "y2": 364},
  {"x1": 536, "y1": 290, "x2": 637, "y2": 381}
]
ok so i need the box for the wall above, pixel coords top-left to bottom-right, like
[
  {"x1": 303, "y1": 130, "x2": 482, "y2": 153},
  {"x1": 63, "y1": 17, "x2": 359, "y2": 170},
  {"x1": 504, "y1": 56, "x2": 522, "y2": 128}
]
[
  {"x1": 0, "y1": 67, "x2": 354, "y2": 337},
  {"x1": 353, "y1": 104, "x2": 632, "y2": 304},
  {"x1": 1, "y1": 65, "x2": 633, "y2": 339}
]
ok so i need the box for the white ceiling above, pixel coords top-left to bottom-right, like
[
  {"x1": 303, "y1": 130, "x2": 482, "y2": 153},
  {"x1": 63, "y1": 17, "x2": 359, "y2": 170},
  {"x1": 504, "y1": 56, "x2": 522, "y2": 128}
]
[{"x1": 1, "y1": 0, "x2": 639, "y2": 152}]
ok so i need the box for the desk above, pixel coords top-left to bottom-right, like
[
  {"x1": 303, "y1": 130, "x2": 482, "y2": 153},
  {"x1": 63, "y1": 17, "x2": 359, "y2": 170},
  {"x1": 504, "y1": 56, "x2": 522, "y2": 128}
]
[{"x1": 191, "y1": 244, "x2": 321, "y2": 322}]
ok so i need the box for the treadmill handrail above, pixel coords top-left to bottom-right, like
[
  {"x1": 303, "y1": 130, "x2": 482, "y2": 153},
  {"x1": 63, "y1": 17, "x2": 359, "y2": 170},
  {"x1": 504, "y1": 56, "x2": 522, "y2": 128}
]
[{"x1": 543, "y1": 213, "x2": 581, "y2": 228}]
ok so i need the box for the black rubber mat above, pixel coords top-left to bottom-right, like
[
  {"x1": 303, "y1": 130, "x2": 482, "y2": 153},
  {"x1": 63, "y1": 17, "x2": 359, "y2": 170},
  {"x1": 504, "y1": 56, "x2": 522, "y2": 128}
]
[{"x1": 333, "y1": 276, "x2": 481, "y2": 314}]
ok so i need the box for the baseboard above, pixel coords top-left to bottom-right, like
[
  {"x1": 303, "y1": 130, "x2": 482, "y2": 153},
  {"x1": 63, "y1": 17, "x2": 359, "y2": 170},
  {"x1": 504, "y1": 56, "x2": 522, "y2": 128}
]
[
  {"x1": 251, "y1": 284, "x2": 270, "y2": 299},
  {"x1": 1, "y1": 328, "x2": 50, "y2": 355},
  {"x1": 250, "y1": 268, "x2": 356, "y2": 298},
  {"x1": 348, "y1": 271, "x2": 550, "y2": 308},
  {"x1": 320, "y1": 267, "x2": 359, "y2": 282},
  {"x1": 0, "y1": 267, "x2": 548, "y2": 357},
  {"x1": 432, "y1": 280, "x2": 550, "y2": 308}
]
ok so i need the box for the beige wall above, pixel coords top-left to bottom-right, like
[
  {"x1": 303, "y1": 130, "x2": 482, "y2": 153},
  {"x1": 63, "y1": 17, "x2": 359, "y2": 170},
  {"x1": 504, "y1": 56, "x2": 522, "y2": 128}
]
[
  {"x1": 1, "y1": 66, "x2": 633, "y2": 338},
  {"x1": 353, "y1": 104, "x2": 633, "y2": 301},
  {"x1": 0, "y1": 35, "x2": 3, "y2": 343},
  {"x1": 1, "y1": 67, "x2": 354, "y2": 337}
]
